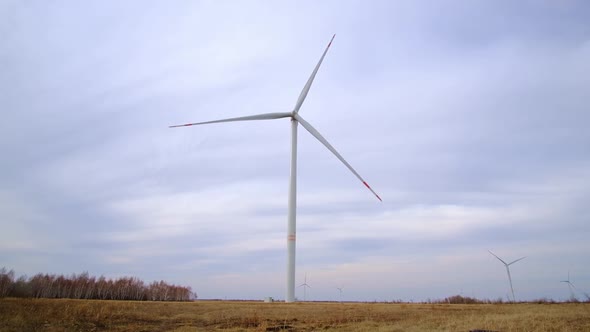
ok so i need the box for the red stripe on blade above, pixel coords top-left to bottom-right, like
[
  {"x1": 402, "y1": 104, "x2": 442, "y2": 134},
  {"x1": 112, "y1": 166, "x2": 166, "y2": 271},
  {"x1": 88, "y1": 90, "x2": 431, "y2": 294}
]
[{"x1": 363, "y1": 181, "x2": 382, "y2": 202}]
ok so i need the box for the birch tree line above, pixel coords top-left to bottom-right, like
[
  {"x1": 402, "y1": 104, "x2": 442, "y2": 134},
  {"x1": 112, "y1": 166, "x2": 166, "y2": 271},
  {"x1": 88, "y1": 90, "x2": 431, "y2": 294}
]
[{"x1": 0, "y1": 268, "x2": 195, "y2": 301}]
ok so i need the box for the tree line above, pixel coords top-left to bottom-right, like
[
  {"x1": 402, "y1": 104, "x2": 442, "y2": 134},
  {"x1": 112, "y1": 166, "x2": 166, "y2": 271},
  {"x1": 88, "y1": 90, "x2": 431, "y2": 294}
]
[{"x1": 0, "y1": 267, "x2": 195, "y2": 301}]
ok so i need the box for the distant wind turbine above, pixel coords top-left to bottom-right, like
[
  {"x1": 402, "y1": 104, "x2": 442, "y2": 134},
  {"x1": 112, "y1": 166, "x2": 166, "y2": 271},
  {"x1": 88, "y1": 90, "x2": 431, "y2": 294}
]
[
  {"x1": 336, "y1": 286, "x2": 343, "y2": 303},
  {"x1": 169, "y1": 35, "x2": 381, "y2": 303},
  {"x1": 488, "y1": 250, "x2": 526, "y2": 302},
  {"x1": 560, "y1": 270, "x2": 577, "y2": 300},
  {"x1": 299, "y1": 274, "x2": 311, "y2": 302}
]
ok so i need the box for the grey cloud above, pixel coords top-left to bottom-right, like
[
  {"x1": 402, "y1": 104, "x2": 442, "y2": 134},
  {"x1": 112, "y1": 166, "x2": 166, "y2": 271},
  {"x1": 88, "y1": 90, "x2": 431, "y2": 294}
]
[{"x1": 1, "y1": 0, "x2": 589, "y2": 301}]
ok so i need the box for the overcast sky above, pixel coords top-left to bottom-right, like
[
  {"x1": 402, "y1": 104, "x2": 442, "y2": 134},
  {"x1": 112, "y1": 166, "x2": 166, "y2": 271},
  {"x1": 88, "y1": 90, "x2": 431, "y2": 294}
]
[{"x1": 1, "y1": 0, "x2": 589, "y2": 302}]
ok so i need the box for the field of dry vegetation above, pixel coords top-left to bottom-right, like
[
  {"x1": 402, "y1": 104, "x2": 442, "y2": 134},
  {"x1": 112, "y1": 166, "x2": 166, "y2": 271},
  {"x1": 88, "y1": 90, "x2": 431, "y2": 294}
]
[{"x1": 1, "y1": 298, "x2": 589, "y2": 332}]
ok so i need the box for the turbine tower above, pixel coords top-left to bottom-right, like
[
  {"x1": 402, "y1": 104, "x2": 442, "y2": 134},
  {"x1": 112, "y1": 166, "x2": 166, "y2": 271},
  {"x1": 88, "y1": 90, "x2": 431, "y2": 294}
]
[
  {"x1": 299, "y1": 273, "x2": 311, "y2": 302},
  {"x1": 488, "y1": 250, "x2": 525, "y2": 302},
  {"x1": 170, "y1": 35, "x2": 381, "y2": 303}
]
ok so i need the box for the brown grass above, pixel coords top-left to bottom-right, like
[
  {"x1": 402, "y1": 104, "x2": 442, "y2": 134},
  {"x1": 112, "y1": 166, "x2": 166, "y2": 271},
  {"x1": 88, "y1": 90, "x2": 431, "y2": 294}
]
[{"x1": 1, "y1": 298, "x2": 589, "y2": 332}]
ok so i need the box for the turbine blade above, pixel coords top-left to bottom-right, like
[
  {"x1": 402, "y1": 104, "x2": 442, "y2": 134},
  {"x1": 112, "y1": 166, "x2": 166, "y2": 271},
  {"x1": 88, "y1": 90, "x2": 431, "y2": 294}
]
[
  {"x1": 294, "y1": 113, "x2": 382, "y2": 201},
  {"x1": 507, "y1": 256, "x2": 526, "y2": 266},
  {"x1": 169, "y1": 112, "x2": 292, "y2": 128},
  {"x1": 293, "y1": 34, "x2": 335, "y2": 113},
  {"x1": 488, "y1": 250, "x2": 508, "y2": 265}
]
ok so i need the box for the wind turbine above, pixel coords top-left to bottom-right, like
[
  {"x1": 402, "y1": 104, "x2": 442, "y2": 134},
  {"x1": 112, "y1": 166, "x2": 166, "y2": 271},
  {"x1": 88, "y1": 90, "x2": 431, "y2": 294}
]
[
  {"x1": 560, "y1": 270, "x2": 577, "y2": 300},
  {"x1": 169, "y1": 35, "x2": 381, "y2": 303},
  {"x1": 299, "y1": 273, "x2": 311, "y2": 302},
  {"x1": 488, "y1": 250, "x2": 525, "y2": 302},
  {"x1": 336, "y1": 286, "x2": 343, "y2": 303}
]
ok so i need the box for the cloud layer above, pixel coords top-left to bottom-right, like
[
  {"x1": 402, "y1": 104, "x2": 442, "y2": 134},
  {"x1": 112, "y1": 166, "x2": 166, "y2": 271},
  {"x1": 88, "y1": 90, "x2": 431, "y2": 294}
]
[{"x1": 1, "y1": 0, "x2": 589, "y2": 301}]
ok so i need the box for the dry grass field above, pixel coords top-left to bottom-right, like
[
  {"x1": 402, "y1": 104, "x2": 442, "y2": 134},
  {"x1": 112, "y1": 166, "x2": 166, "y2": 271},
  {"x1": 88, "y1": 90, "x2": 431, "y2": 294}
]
[{"x1": 1, "y1": 298, "x2": 589, "y2": 332}]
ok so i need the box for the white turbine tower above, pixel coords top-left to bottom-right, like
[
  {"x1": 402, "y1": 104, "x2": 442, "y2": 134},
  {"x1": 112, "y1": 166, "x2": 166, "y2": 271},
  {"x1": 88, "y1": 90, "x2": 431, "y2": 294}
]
[
  {"x1": 488, "y1": 250, "x2": 525, "y2": 302},
  {"x1": 560, "y1": 270, "x2": 577, "y2": 300},
  {"x1": 299, "y1": 273, "x2": 311, "y2": 302},
  {"x1": 170, "y1": 35, "x2": 381, "y2": 303}
]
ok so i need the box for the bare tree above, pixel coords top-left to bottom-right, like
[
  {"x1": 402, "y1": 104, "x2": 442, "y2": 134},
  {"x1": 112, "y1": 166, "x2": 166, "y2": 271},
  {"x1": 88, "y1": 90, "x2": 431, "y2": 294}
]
[
  {"x1": 0, "y1": 267, "x2": 15, "y2": 298},
  {"x1": 0, "y1": 268, "x2": 194, "y2": 302}
]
